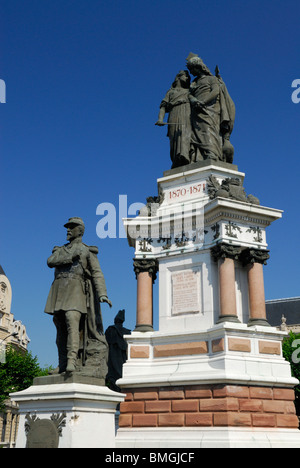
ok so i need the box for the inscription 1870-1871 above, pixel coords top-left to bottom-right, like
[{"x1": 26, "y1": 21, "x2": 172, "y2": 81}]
[{"x1": 167, "y1": 182, "x2": 206, "y2": 202}]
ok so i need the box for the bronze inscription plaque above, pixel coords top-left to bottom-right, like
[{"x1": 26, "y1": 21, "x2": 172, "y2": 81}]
[{"x1": 25, "y1": 413, "x2": 66, "y2": 448}]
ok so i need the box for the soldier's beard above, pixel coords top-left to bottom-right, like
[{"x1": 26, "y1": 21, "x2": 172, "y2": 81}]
[{"x1": 67, "y1": 233, "x2": 81, "y2": 242}]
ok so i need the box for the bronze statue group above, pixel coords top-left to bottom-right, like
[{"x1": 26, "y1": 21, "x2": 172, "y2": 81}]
[{"x1": 156, "y1": 53, "x2": 235, "y2": 169}]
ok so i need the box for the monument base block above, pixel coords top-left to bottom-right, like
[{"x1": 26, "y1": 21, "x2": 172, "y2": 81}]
[
  {"x1": 11, "y1": 375, "x2": 125, "y2": 448},
  {"x1": 116, "y1": 323, "x2": 300, "y2": 448},
  {"x1": 116, "y1": 427, "x2": 300, "y2": 449},
  {"x1": 121, "y1": 160, "x2": 299, "y2": 447}
]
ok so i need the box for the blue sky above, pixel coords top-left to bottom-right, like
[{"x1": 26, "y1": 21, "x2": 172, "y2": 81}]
[{"x1": 0, "y1": 0, "x2": 299, "y2": 367}]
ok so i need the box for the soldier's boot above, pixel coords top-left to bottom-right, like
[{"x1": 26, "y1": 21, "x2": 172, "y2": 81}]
[
  {"x1": 66, "y1": 358, "x2": 77, "y2": 373},
  {"x1": 57, "y1": 343, "x2": 68, "y2": 373},
  {"x1": 66, "y1": 343, "x2": 78, "y2": 372},
  {"x1": 53, "y1": 312, "x2": 68, "y2": 373},
  {"x1": 65, "y1": 310, "x2": 81, "y2": 373}
]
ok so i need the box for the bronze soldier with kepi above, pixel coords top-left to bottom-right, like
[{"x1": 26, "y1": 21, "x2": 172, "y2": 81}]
[{"x1": 45, "y1": 217, "x2": 112, "y2": 375}]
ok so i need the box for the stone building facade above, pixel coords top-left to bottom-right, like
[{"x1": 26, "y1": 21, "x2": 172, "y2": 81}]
[{"x1": 0, "y1": 265, "x2": 30, "y2": 448}]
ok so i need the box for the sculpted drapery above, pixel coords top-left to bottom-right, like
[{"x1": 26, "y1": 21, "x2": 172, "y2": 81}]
[{"x1": 156, "y1": 53, "x2": 235, "y2": 167}]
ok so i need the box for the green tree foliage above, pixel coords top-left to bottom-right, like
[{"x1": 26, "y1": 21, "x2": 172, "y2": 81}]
[
  {"x1": 282, "y1": 331, "x2": 300, "y2": 417},
  {"x1": 0, "y1": 346, "x2": 50, "y2": 410}
]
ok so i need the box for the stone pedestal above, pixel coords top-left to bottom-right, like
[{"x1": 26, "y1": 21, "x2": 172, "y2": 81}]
[
  {"x1": 116, "y1": 324, "x2": 300, "y2": 448},
  {"x1": 123, "y1": 161, "x2": 282, "y2": 334},
  {"x1": 120, "y1": 160, "x2": 300, "y2": 448},
  {"x1": 10, "y1": 375, "x2": 125, "y2": 448}
]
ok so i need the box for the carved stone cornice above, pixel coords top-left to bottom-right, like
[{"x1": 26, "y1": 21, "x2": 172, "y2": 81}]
[
  {"x1": 133, "y1": 258, "x2": 158, "y2": 283},
  {"x1": 211, "y1": 243, "x2": 242, "y2": 262},
  {"x1": 240, "y1": 248, "x2": 270, "y2": 266}
]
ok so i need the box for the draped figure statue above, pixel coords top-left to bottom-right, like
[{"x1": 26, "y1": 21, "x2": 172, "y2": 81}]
[
  {"x1": 155, "y1": 54, "x2": 235, "y2": 168},
  {"x1": 186, "y1": 53, "x2": 235, "y2": 164},
  {"x1": 155, "y1": 70, "x2": 192, "y2": 168}
]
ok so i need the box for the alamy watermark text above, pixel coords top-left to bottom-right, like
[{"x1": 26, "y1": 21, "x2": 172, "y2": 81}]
[
  {"x1": 291, "y1": 79, "x2": 300, "y2": 103},
  {"x1": 0, "y1": 79, "x2": 6, "y2": 103}
]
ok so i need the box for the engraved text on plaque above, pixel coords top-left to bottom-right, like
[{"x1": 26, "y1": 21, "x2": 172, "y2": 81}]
[{"x1": 171, "y1": 268, "x2": 200, "y2": 315}]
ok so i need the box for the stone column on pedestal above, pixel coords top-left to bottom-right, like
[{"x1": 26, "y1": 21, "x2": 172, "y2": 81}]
[
  {"x1": 241, "y1": 248, "x2": 271, "y2": 327},
  {"x1": 211, "y1": 243, "x2": 242, "y2": 324},
  {"x1": 133, "y1": 258, "x2": 158, "y2": 332}
]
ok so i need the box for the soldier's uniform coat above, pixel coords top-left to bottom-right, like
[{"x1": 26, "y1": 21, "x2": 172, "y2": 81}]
[{"x1": 45, "y1": 239, "x2": 107, "y2": 336}]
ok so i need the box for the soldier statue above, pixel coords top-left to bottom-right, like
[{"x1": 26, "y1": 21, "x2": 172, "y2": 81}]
[{"x1": 45, "y1": 217, "x2": 112, "y2": 375}]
